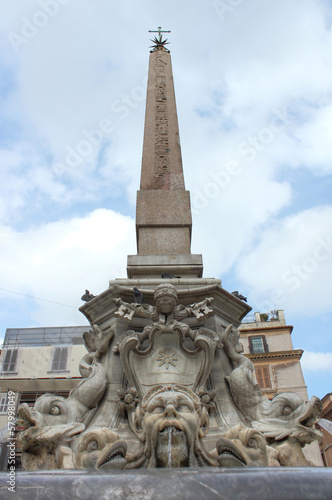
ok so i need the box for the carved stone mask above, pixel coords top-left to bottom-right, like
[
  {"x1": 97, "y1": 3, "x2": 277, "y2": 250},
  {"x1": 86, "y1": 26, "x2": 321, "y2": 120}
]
[
  {"x1": 75, "y1": 428, "x2": 127, "y2": 470},
  {"x1": 137, "y1": 385, "x2": 208, "y2": 467},
  {"x1": 34, "y1": 394, "x2": 75, "y2": 426},
  {"x1": 217, "y1": 426, "x2": 268, "y2": 467}
]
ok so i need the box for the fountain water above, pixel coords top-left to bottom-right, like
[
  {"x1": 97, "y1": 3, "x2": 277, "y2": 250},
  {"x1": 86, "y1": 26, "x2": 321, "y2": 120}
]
[{"x1": 167, "y1": 427, "x2": 173, "y2": 468}]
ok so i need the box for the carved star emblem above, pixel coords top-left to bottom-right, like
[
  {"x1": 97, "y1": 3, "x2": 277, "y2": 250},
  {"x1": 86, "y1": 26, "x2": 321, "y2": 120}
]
[
  {"x1": 156, "y1": 351, "x2": 178, "y2": 369},
  {"x1": 150, "y1": 36, "x2": 170, "y2": 49}
]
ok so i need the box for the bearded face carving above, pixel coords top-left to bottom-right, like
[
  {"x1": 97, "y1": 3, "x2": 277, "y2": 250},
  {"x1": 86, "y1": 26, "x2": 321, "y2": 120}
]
[{"x1": 136, "y1": 385, "x2": 208, "y2": 468}]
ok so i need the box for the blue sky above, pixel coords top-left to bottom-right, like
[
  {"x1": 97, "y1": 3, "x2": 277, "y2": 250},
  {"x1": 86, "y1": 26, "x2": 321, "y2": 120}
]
[{"x1": 0, "y1": 0, "x2": 331, "y2": 399}]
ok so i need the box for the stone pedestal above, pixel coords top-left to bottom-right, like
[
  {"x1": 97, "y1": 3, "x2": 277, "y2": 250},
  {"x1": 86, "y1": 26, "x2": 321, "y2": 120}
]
[
  {"x1": 136, "y1": 191, "x2": 192, "y2": 255},
  {"x1": 127, "y1": 254, "x2": 203, "y2": 279}
]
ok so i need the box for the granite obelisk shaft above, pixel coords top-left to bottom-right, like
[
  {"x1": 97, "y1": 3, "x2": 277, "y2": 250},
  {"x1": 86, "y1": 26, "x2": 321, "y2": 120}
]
[{"x1": 136, "y1": 48, "x2": 192, "y2": 255}]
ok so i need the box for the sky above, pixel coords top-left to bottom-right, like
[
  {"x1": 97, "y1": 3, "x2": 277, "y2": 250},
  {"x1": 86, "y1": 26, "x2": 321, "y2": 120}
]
[{"x1": 0, "y1": 0, "x2": 331, "y2": 399}]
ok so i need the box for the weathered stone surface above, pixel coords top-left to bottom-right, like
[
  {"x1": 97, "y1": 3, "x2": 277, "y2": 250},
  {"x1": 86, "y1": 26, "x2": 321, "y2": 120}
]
[
  {"x1": 140, "y1": 50, "x2": 185, "y2": 191},
  {"x1": 137, "y1": 227, "x2": 191, "y2": 255},
  {"x1": 1, "y1": 468, "x2": 331, "y2": 500},
  {"x1": 22, "y1": 283, "x2": 322, "y2": 471},
  {"x1": 136, "y1": 47, "x2": 192, "y2": 256},
  {"x1": 136, "y1": 190, "x2": 192, "y2": 226},
  {"x1": 127, "y1": 254, "x2": 203, "y2": 279}
]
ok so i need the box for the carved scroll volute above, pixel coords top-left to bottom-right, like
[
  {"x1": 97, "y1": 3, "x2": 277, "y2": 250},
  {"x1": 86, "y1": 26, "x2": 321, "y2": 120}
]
[
  {"x1": 118, "y1": 332, "x2": 142, "y2": 391},
  {"x1": 193, "y1": 327, "x2": 221, "y2": 390}
]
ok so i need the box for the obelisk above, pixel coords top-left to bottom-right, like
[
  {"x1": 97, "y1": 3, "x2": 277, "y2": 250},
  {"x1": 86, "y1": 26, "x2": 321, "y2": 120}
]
[{"x1": 127, "y1": 30, "x2": 203, "y2": 278}]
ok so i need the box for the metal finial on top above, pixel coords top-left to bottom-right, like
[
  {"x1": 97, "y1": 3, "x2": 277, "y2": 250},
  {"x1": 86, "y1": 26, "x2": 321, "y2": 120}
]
[
  {"x1": 148, "y1": 26, "x2": 171, "y2": 41},
  {"x1": 148, "y1": 26, "x2": 171, "y2": 52}
]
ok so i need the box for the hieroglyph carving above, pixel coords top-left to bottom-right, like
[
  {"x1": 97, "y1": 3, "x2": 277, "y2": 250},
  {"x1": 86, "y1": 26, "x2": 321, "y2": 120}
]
[{"x1": 155, "y1": 53, "x2": 169, "y2": 177}]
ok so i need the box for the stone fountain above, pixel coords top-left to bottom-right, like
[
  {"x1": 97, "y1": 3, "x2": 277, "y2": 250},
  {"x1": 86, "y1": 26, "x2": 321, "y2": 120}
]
[
  {"x1": 17, "y1": 282, "x2": 323, "y2": 471},
  {"x1": 7, "y1": 29, "x2": 331, "y2": 500}
]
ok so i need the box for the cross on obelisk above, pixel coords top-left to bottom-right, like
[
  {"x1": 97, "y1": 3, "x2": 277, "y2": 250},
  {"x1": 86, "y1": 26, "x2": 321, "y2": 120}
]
[{"x1": 148, "y1": 26, "x2": 171, "y2": 41}]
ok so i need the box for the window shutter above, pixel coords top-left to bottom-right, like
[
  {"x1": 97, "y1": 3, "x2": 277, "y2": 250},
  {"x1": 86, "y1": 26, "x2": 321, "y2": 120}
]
[
  {"x1": 248, "y1": 336, "x2": 253, "y2": 354},
  {"x1": 52, "y1": 347, "x2": 61, "y2": 371},
  {"x1": 262, "y1": 365, "x2": 271, "y2": 387},
  {"x1": 52, "y1": 347, "x2": 68, "y2": 371},
  {"x1": 0, "y1": 397, "x2": 8, "y2": 413},
  {"x1": 255, "y1": 365, "x2": 271, "y2": 389},
  {"x1": 9, "y1": 349, "x2": 18, "y2": 371},
  {"x1": 256, "y1": 366, "x2": 264, "y2": 386},
  {"x1": 3, "y1": 351, "x2": 11, "y2": 371},
  {"x1": 2, "y1": 350, "x2": 18, "y2": 372},
  {"x1": 59, "y1": 348, "x2": 68, "y2": 371},
  {"x1": 262, "y1": 335, "x2": 269, "y2": 353},
  {"x1": 0, "y1": 443, "x2": 8, "y2": 468}
]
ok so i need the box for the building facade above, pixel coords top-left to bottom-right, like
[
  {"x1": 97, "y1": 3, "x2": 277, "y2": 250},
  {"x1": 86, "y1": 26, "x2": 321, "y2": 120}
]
[
  {"x1": 0, "y1": 310, "x2": 325, "y2": 468},
  {"x1": 318, "y1": 393, "x2": 332, "y2": 466},
  {"x1": 0, "y1": 326, "x2": 88, "y2": 469},
  {"x1": 239, "y1": 310, "x2": 307, "y2": 399},
  {"x1": 239, "y1": 309, "x2": 323, "y2": 465}
]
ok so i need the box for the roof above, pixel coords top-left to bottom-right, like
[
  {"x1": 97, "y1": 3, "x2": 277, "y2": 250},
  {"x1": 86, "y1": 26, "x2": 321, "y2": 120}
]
[
  {"x1": 2, "y1": 326, "x2": 88, "y2": 348},
  {"x1": 317, "y1": 418, "x2": 332, "y2": 435}
]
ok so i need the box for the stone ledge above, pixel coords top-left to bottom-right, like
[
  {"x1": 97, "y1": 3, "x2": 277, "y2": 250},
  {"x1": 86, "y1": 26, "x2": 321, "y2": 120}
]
[
  {"x1": 127, "y1": 254, "x2": 203, "y2": 266},
  {"x1": 0, "y1": 468, "x2": 331, "y2": 500},
  {"x1": 113, "y1": 277, "x2": 219, "y2": 287},
  {"x1": 127, "y1": 254, "x2": 203, "y2": 279}
]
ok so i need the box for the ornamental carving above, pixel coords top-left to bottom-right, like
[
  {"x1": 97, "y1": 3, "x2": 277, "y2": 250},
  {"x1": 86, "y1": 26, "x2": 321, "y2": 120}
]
[{"x1": 18, "y1": 284, "x2": 322, "y2": 470}]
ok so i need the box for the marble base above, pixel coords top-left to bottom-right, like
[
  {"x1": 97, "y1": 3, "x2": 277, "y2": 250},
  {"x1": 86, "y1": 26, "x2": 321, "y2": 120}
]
[
  {"x1": 0, "y1": 468, "x2": 331, "y2": 500},
  {"x1": 127, "y1": 253, "x2": 203, "y2": 279}
]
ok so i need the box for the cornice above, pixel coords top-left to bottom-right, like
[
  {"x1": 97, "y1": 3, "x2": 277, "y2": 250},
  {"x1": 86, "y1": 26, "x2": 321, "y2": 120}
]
[
  {"x1": 245, "y1": 349, "x2": 303, "y2": 362},
  {"x1": 239, "y1": 324, "x2": 294, "y2": 334}
]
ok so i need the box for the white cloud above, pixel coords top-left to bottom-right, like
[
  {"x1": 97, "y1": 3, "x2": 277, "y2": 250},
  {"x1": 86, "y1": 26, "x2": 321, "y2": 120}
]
[
  {"x1": 0, "y1": 0, "x2": 332, "y2": 399},
  {"x1": 1, "y1": 0, "x2": 331, "y2": 282},
  {"x1": 292, "y1": 105, "x2": 332, "y2": 172},
  {"x1": 191, "y1": 156, "x2": 293, "y2": 277},
  {"x1": 0, "y1": 209, "x2": 136, "y2": 326},
  {"x1": 235, "y1": 206, "x2": 332, "y2": 315},
  {"x1": 1, "y1": 0, "x2": 332, "y2": 213},
  {"x1": 302, "y1": 351, "x2": 332, "y2": 371},
  {"x1": 0, "y1": 144, "x2": 61, "y2": 222}
]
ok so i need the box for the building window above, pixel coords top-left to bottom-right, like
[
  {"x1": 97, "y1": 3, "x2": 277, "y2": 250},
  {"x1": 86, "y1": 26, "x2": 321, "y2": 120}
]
[
  {"x1": 249, "y1": 335, "x2": 269, "y2": 354},
  {"x1": 255, "y1": 365, "x2": 271, "y2": 389},
  {"x1": 51, "y1": 347, "x2": 68, "y2": 371},
  {"x1": 0, "y1": 396, "x2": 8, "y2": 414},
  {"x1": 1, "y1": 349, "x2": 18, "y2": 373}
]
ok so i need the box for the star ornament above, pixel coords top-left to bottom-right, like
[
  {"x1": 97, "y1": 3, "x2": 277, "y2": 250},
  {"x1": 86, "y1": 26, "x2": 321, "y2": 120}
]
[
  {"x1": 150, "y1": 36, "x2": 170, "y2": 50},
  {"x1": 156, "y1": 350, "x2": 178, "y2": 369}
]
